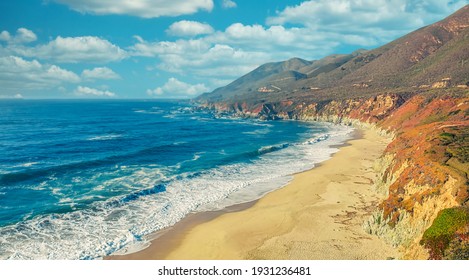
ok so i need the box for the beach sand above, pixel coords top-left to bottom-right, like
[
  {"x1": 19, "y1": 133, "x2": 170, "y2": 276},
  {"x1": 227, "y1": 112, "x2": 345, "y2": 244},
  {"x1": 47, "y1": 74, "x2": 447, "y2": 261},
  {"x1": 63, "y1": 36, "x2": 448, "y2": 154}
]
[{"x1": 109, "y1": 128, "x2": 399, "y2": 260}]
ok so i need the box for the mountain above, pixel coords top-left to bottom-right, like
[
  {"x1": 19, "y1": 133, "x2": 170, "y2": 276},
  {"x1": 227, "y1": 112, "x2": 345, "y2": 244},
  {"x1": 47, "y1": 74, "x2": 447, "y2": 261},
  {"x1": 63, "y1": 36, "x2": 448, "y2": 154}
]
[
  {"x1": 325, "y1": 4, "x2": 469, "y2": 88},
  {"x1": 197, "y1": 53, "x2": 366, "y2": 102},
  {"x1": 196, "y1": 5, "x2": 469, "y2": 260},
  {"x1": 197, "y1": 5, "x2": 469, "y2": 106},
  {"x1": 200, "y1": 57, "x2": 312, "y2": 102}
]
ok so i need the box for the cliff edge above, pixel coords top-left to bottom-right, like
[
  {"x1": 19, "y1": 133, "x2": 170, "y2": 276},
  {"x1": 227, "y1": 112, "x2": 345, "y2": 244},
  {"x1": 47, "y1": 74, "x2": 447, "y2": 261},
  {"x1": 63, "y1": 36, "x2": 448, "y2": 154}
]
[{"x1": 195, "y1": 6, "x2": 469, "y2": 259}]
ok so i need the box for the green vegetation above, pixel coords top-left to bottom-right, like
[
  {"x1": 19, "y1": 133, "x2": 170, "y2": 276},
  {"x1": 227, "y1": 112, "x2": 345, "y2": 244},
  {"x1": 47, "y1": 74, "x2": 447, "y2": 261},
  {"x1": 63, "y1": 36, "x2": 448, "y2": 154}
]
[
  {"x1": 420, "y1": 113, "x2": 448, "y2": 125},
  {"x1": 444, "y1": 235, "x2": 469, "y2": 259},
  {"x1": 439, "y1": 132, "x2": 455, "y2": 144},
  {"x1": 430, "y1": 128, "x2": 469, "y2": 182},
  {"x1": 439, "y1": 127, "x2": 469, "y2": 164},
  {"x1": 421, "y1": 207, "x2": 469, "y2": 259}
]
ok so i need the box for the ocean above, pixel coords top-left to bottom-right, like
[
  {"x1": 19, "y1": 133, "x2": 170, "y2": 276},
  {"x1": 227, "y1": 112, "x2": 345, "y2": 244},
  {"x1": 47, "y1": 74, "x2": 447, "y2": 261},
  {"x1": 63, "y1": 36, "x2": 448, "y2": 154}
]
[{"x1": 0, "y1": 100, "x2": 353, "y2": 259}]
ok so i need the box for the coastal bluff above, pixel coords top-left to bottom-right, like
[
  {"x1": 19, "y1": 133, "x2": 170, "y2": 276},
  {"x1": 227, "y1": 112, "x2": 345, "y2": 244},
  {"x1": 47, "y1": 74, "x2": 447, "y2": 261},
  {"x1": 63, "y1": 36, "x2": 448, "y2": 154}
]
[
  {"x1": 195, "y1": 5, "x2": 469, "y2": 259},
  {"x1": 198, "y1": 91, "x2": 468, "y2": 259}
]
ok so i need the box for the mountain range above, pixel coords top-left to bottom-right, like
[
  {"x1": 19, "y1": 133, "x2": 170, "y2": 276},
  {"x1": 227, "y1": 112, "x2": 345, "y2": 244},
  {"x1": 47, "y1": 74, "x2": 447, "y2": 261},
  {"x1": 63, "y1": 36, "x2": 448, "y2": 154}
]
[{"x1": 198, "y1": 5, "x2": 469, "y2": 106}]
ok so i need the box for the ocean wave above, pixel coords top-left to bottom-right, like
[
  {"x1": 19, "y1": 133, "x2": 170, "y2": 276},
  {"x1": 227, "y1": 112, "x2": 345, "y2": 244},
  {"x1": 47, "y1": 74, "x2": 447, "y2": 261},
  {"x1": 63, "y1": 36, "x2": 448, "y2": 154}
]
[
  {"x1": 0, "y1": 142, "x2": 179, "y2": 186},
  {"x1": 163, "y1": 114, "x2": 177, "y2": 119},
  {"x1": 0, "y1": 162, "x2": 42, "y2": 175},
  {"x1": 133, "y1": 109, "x2": 165, "y2": 115},
  {"x1": 87, "y1": 134, "x2": 123, "y2": 141},
  {"x1": 192, "y1": 152, "x2": 204, "y2": 161},
  {"x1": 242, "y1": 128, "x2": 271, "y2": 135},
  {"x1": 105, "y1": 184, "x2": 167, "y2": 208},
  {"x1": 229, "y1": 119, "x2": 274, "y2": 127},
  {"x1": 0, "y1": 123, "x2": 353, "y2": 260},
  {"x1": 303, "y1": 133, "x2": 330, "y2": 144},
  {"x1": 20, "y1": 162, "x2": 39, "y2": 167},
  {"x1": 257, "y1": 143, "x2": 290, "y2": 155},
  {"x1": 0, "y1": 159, "x2": 110, "y2": 186}
]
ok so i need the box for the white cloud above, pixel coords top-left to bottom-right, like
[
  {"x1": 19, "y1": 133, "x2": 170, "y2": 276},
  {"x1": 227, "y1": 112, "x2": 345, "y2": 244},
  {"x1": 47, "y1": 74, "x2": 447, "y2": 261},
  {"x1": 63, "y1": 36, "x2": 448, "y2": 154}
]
[
  {"x1": 147, "y1": 78, "x2": 209, "y2": 97},
  {"x1": 130, "y1": 38, "x2": 210, "y2": 57},
  {"x1": 130, "y1": 22, "x2": 336, "y2": 81},
  {"x1": 221, "y1": 0, "x2": 237, "y2": 9},
  {"x1": 0, "y1": 31, "x2": 11, "y2": 42},
  {"x1": 0, "y1": 31, "x2": 126, "y2": 63},
  {"x1": 0, "y1": 56, "x2": 80, "y2": 91},
  {"x1": 15, "y1": 28, "x2": 37, "y2": 43},
  {"x1": 0, "y1": 93, "x2": 24, "y2": 99},
  {"x1": 133, "y1": 35, "x2": 144, "y2": 43},
  {"x1": 0, "y1": 28, "x2": 37, "y2": 44},
  {"x1": 222, "y1": 23, "x2": 321, "y2": 48},
  {"x1": 267, "y1": 0, "x2": 468, "y2": 43},
  {"x1": 53, "y1": 0, "x2": 214, "y2": 18},
  {"x1": 28, "y1": 36, "x2": 127, "y2": 63},
  {"x1": 167, "y1": 20, "x2": 214, "y2": 37},
  {"x1": 131, "y1": 37, "x2": 272, "y2": 80},
  {"x1": 82, "y1": 67, "x2": 120, "y2": 80},
  {"x1": 75, "y1": 86, "x2": 116, "y2": 97}
]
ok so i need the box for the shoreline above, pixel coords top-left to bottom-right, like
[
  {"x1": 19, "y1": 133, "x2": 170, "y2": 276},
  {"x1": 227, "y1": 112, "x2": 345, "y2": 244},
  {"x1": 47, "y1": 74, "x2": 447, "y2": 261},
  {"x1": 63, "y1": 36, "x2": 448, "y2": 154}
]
[{"x1": 108, "y1": 127, "x2": 399, "y2": 260}]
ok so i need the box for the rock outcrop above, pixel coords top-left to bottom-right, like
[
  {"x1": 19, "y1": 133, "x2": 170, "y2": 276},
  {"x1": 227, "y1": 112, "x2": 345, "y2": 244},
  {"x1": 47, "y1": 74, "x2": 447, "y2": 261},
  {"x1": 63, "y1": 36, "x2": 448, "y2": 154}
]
[
  {"x1": 198, "y1": 89, "x2": 469, "y2": 259},
  {"x1": 195, "y1": 5, "x2": 469, "y2": 259}
]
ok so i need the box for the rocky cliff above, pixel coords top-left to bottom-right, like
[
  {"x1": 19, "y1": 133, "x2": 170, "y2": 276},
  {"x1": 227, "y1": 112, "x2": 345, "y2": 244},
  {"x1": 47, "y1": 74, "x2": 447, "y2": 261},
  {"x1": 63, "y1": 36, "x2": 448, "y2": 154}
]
[
  {"x1": 198, "y1": 88, "x2": 469, "y2": 259},
  {"x1": 195, "y1": 6, "x2": 469, "y2": 259}
]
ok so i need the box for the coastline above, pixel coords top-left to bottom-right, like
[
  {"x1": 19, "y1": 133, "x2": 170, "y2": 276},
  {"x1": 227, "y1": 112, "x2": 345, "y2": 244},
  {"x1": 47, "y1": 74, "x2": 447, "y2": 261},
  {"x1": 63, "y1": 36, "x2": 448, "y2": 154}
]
[{"x1": 109, "y1": 127, "x2": 399, "y2": 260}]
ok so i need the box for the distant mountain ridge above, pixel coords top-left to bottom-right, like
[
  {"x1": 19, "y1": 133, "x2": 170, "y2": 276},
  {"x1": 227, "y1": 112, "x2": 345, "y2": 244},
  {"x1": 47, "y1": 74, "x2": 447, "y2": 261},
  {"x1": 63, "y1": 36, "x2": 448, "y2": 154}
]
[
  {"x1": 197, "y1": 5, "x2": 469, "y2": 105},
  {"x1": 203, "y1": 57, "x2": 313, "y2": 101}
]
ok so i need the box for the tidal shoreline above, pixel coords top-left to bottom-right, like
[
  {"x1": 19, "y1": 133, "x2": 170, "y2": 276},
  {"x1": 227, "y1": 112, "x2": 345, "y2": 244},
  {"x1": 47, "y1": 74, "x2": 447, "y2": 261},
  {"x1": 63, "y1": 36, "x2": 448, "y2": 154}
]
[{"x1": 108, "y1": 127, "x2": 399, "y2": 260}]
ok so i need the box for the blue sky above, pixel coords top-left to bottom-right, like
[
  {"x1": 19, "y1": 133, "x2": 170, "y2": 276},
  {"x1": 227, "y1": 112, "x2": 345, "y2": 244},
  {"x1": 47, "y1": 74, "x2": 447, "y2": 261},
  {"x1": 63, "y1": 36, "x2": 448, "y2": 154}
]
[{"x1": 0, "y1": 0, "x2": 467, "y2": 99}]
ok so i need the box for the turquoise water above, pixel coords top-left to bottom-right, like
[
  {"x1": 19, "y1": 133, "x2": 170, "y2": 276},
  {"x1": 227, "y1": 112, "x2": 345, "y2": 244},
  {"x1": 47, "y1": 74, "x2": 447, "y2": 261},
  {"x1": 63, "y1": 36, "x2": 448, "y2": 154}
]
[{"x1": 0, "y1": 100, "x2": 352, "y2": 259}]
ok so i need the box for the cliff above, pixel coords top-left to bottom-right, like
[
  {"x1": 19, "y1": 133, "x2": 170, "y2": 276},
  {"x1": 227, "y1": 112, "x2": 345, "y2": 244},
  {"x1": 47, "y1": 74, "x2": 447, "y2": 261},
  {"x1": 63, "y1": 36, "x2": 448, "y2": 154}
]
[
  {"x1": 199, "y1": 89, "x2": 469, "y2": 259},
  {"x1": 195, "y1": 6, "x2": 469, "y2": 259}
]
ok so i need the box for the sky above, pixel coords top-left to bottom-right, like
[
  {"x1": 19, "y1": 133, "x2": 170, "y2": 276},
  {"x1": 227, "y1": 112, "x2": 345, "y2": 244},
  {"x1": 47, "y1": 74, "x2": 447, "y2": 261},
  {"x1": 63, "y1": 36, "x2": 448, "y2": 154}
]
[{"x1": 0, "y1": 0, "x2": 467, "y2": 99}]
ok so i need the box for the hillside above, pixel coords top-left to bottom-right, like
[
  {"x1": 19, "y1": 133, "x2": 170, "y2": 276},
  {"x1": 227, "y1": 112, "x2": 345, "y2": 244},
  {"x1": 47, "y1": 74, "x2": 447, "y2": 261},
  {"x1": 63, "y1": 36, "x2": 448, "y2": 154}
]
[
  {"x1": 196, "y1": 5, "x2": 469, "y2": 259},
  {"x1": 197, "y1": 5, "x2": 469, "y2": 106},
  {"x1": 201, "y1": 57, "x2": 311, "y2": 102},
  {"x1": 198, "y1": 53, "x2": 365, "y2": 103}
]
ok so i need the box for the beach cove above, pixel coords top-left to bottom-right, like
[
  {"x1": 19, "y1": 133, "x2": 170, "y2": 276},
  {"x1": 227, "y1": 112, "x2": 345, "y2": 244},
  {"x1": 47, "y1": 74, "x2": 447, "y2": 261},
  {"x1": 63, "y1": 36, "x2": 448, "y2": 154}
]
[{"x1": 110, "y1": 128, "x2": 399, "y2": 260}]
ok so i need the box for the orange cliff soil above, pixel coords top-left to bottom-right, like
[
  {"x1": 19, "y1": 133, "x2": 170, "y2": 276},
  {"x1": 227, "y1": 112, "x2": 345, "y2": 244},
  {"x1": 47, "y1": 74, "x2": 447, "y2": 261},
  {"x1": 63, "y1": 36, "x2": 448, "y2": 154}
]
[
  {"x1": 374, "y1": 93, "x2": 469, "y2": 259},
  {"x1": 200, "y1": 89, "x2": 469, "y2": 258},
  {"x1": 300, "y1": 91, "x2": 468, "y2": 258},
  {"x1": 380, "y1": 94, "x2": 469, "y2": 223}
]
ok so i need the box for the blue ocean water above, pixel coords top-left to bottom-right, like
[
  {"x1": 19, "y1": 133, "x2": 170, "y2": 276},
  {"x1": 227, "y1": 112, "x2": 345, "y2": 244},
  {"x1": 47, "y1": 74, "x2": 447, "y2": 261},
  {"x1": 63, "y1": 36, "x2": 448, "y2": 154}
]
[{"x1": 0, "y1": 100, "x2": 353, "y2": 259}]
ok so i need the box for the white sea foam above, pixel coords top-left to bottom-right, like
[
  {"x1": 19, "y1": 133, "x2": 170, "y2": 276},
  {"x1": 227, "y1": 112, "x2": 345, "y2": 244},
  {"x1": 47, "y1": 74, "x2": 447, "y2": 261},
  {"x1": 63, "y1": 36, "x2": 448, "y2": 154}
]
[
  {"x1": 242, "y1": 128, "x2": 271, "y2": 135},
  {"x1": 163, "y1": 113, "x2": 180, "y2": 119},
  {"x1": 133, "y1": 108, "x2": 165, "y2": 115},
  {"x1": 21, "y1": 162, "x2": 39, "y2": 167},
  {"x1": 8, "y1": 162, "x2": 40, "y2": 169},
  {"x1": 192, "y1": 152, "x2": 204, "y2": 161},
  {"x1": 0, "y1": 123, "x2": 353, "y2": 260},
  {"x1": 87, "y1": 134, "x2": 123, "y2": 141},
  {"x1": 58, "y1": 198, "x2": 75, "y2": 205}
]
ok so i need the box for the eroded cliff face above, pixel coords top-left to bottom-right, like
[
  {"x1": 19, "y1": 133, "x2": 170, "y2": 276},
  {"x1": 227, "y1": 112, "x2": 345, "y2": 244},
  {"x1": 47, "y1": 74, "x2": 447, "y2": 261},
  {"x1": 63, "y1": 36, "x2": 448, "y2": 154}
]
[
  {"x1": 364, "y1": 94, "x2": 469, "y2": 259},
  {"x1": 198, "y1": 90, "x2": 469, "y2": 259}
]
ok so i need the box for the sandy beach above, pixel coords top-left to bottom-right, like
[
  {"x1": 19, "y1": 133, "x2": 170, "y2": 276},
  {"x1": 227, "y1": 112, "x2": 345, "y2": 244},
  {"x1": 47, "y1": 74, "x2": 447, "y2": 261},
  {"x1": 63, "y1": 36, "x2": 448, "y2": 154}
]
[{"x1": 110, "y1": 128, "x2": 399, "y2": 260}]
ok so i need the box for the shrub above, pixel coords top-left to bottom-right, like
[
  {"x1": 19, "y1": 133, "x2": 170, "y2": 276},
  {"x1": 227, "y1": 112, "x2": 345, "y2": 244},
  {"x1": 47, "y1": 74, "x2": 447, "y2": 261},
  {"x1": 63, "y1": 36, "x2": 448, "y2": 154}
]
[{"x1": 421, "y1": 207, "x2": 469, "y2": 259}]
